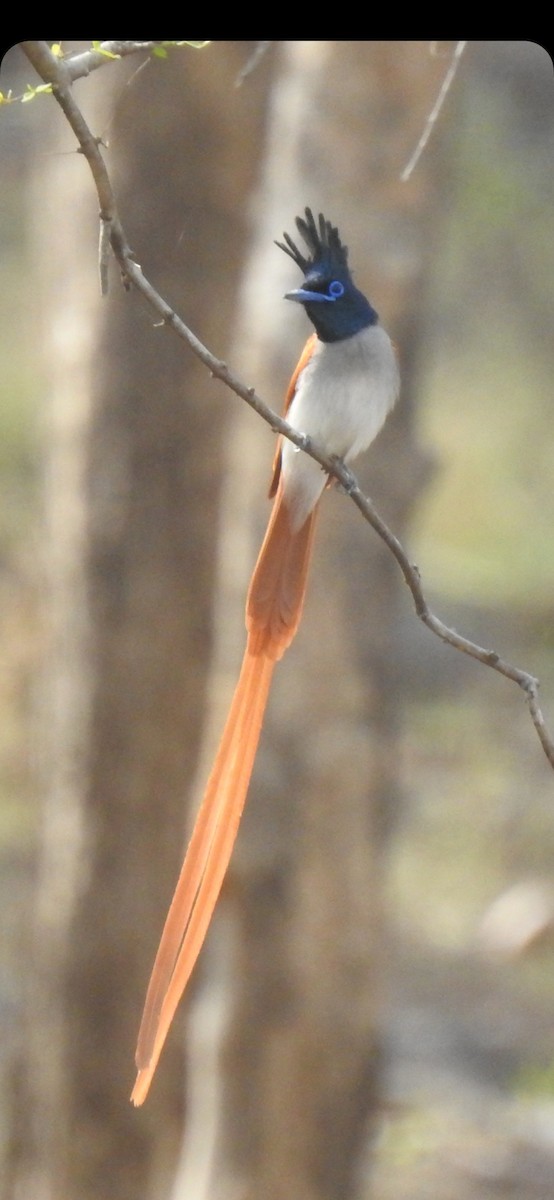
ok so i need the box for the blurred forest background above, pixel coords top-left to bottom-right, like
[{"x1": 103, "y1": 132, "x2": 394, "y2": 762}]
[{"x1": 0, "y1": 38, "x2": 554, "y2": 1200}]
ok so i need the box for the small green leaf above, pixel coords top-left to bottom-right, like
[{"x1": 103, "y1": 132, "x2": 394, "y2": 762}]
[
  {"x1": 158, "y1": 40, "x2": 211, "y2": 50},
  {"x1": 21, "y1": 82, "x2": 53, "y2": 102},
  {"x1": 149, "y1": 40, "x2": 210, "y2": 60},
  {"x1": 91, "y1": 41, "x2": 120, "y2": 60}
]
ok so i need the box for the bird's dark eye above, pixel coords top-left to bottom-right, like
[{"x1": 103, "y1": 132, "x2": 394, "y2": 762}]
[{"x1": 328, "y1": 280, "x2": 344, "y2": 298}]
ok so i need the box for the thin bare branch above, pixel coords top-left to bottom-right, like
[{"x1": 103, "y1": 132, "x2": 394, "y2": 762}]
[
  {"x1": 98, "y1": 217, "x2": 111, "y2": 296},
  {"x1": 21, "y1": 41, "x2": 554, "y2": 772},
  {"x1": 401, "y1": 41, "x2": 467, "y2": 182},
  {"x1": 235, "y1": 42, "x2": 272, "y2": 87},
  {"x1": 62, "y1": 42, "x2": 161, "y2": 83},
  {"x1": 22, "y1": 42, "x2": 118, "y2": 222}
]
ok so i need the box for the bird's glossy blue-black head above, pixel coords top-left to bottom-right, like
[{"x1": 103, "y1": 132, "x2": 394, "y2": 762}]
[{"x1": 276, "y1": 208, "x2": 378, "y2": 343}]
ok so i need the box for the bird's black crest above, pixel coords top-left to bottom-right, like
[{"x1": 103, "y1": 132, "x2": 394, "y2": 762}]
[{"x1": 276, "y1": 207, "x2": 349, "y2": 275}]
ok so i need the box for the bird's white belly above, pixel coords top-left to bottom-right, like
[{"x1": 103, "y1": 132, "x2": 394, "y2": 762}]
[{"x1": 281, "y1": 325, "x2": 399, "y2": 529}]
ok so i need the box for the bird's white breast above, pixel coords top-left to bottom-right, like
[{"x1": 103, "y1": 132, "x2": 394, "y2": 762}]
[{"x1": 281, "y1": 324, "x2": 399, "y2": 529}]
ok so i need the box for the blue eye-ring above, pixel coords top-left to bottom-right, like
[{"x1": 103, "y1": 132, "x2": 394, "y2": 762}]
[{"x1": 328, "y1": 280, "x2": 345, "y2": 298}]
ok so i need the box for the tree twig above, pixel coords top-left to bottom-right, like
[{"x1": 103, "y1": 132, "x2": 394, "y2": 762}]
[
  {"x1": 20, "y1": 41, "x2": 554, "y2": 772},
  {"x1": 30, "y1": 41, "x2": 201, "y2": 87},
  {"x1": 401, "y1": 41, "x2": 467, "y2": 182},
  {"x1": 234, "y1": 41, "x2": 272, "y2": 87}
]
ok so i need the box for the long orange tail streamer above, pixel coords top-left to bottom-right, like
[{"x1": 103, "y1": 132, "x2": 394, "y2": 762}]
[{"x1": 131, "y1": 483, "x2": 318, "y2": 1105}]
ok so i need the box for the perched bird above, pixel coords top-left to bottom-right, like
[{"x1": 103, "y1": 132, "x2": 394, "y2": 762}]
[{"x1": 131, "y1": 208, "x2": 400, "y2": 1105}]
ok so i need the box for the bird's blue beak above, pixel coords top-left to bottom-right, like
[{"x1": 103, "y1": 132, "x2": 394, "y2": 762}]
[{"x1": 284, "y1": 287, "x2": 334, "y2": 304}]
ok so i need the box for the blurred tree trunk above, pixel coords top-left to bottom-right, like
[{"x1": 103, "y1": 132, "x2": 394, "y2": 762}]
[
  {"x1": 6, "y1": 42, "x2": 272, "y2": 1200},
  {"x1": 191, "y1": 41, "x2": 451, "y2": 1200}
]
